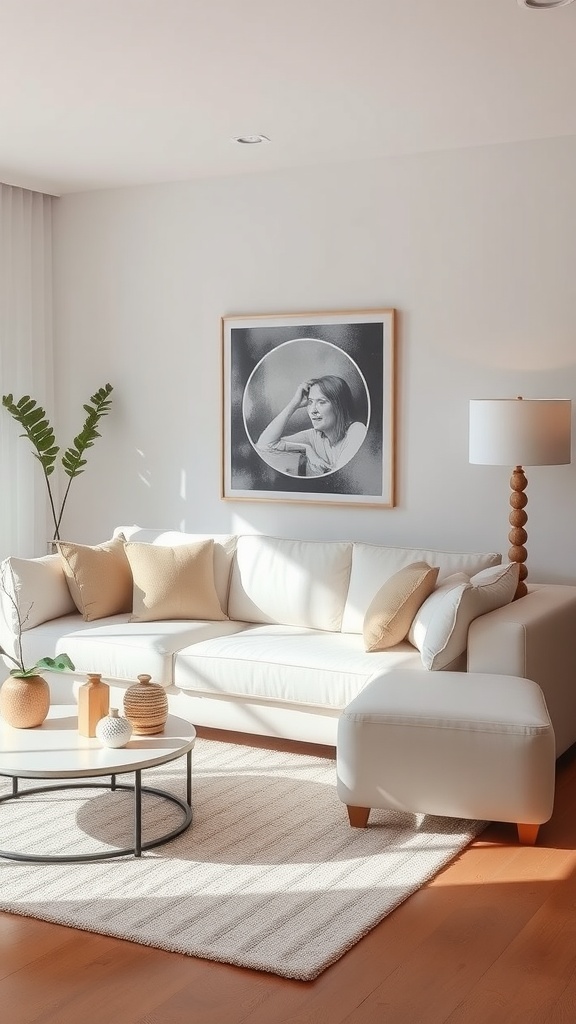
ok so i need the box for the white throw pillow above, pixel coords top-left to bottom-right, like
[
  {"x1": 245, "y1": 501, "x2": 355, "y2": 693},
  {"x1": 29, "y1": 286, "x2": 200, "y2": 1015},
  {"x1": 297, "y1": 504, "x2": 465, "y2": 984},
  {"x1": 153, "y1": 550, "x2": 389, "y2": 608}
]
[
  {"x1": 408, "y1": 562, "x2": 519, "y2": 671},
  {"x1": 0, "y1": 554, "x2": 76, "y2": 632}
]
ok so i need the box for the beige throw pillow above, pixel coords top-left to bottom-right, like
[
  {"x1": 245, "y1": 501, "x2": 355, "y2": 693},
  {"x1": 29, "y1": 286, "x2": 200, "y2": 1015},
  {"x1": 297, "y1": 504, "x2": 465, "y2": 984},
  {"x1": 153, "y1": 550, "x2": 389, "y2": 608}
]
[
  {"x1": 125, "y1": 539, "x2": 228, "y2": 622},
  {"x1": 58, "y1": 536, "x2": 133, "y2": 622},
  {"x1": 363, "y1": 562, "x2": 439, "y2": 652}
]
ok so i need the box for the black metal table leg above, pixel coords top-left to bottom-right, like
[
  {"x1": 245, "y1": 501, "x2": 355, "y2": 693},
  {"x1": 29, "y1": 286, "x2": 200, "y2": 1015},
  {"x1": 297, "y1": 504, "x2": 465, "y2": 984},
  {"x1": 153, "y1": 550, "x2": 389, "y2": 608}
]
[
  {"x1": 186, "y1": 749, "x2": 192, "y2": 806},
  {"x1": 134, "y1": 769, "x2": 142, "y2": 857}
]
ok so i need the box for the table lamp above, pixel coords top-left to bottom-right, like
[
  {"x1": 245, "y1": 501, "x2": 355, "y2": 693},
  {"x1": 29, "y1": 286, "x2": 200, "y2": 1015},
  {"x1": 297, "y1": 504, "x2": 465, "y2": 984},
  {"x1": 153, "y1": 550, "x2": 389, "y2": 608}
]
[{"x1": 469, "y1": 397, "x2": 572, "y2": 600}]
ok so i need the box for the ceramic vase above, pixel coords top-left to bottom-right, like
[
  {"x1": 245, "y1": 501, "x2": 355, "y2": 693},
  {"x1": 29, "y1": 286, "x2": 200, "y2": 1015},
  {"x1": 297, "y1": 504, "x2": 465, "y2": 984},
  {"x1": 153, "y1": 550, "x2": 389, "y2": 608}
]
[
  {"x1": 123, "y1": 673, "x2": 168, "y2": 735},
  {"x1": 0, "y1": 674, "x2": 50, "y2": 728},
  {"x1": 77, "y1": 673, "x2": 110, "y2": 737},
  {"x1": 95, "y1": 707, "x2": 133, "y2": 748}
]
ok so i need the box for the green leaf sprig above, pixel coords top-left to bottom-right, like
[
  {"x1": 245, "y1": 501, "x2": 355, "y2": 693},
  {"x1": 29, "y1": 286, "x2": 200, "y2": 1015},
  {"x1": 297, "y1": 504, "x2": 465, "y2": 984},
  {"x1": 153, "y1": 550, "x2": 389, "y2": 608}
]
[{"x1": 2, "y1": 383, "x2": 113, "y2": 541}]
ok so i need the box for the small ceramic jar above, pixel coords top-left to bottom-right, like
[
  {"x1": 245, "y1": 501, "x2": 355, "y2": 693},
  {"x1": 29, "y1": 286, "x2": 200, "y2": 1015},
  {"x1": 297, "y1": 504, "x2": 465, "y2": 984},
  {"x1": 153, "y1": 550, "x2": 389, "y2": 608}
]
[{"x1": 95, "y1": 707, "x2": 133, "y2": 748}]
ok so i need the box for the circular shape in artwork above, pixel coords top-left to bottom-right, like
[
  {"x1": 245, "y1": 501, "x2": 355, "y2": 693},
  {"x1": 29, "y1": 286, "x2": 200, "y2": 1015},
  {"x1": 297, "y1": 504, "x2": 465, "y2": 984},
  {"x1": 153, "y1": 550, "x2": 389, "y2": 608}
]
[{"x1": 243, "y1": 338, "x2": 370, "y2": 478}]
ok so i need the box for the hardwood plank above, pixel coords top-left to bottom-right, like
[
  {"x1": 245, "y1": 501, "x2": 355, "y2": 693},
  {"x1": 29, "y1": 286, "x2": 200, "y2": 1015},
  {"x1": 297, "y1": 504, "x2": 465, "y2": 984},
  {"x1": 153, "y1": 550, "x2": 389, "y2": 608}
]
[{"x1": 0, "y1": 732, "x2": 574, "y2": 1024}]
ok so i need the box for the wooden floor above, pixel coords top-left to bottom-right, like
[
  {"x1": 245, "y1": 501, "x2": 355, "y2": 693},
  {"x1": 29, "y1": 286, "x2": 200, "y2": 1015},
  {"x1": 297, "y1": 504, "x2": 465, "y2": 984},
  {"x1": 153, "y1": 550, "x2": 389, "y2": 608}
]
[{"x1": 2, "y1": 727, "x2": 576, "y2": 1024}]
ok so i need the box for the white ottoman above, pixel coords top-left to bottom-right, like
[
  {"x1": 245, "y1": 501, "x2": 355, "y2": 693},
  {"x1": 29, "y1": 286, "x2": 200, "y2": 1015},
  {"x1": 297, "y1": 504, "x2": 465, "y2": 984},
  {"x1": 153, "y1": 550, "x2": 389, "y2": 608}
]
[{"x1": 336, "y1": 670, "x2": 555, "y2": 845}]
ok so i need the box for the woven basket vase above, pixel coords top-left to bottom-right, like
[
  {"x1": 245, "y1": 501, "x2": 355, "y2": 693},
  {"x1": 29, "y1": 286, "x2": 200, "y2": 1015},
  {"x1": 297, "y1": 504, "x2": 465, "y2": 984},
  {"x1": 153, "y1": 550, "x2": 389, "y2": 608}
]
[
  {"x1": 0, "y1": 674, "x2": 50, "y2": 729},
  {"x1": 122, "y1": 674, "x2": 168, "y2": 735}
]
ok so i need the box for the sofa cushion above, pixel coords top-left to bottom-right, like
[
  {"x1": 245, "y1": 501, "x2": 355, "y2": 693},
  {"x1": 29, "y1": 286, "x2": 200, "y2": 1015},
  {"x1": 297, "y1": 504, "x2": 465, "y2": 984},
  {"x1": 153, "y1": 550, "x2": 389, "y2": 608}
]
[
  {"x1": 408, "y1": 562, "x2": 520, "y2": 671},
  {"x1": 227, "y1": 535, "x2": 353, "y2": 631},
  {"x1": 125, "y1": 539, "x2": 228, "y2": 622},
  {"x1": 342, "y1": 542, "x2": 502, "y2": 634},
  {"x1": 0, "y1": 553, "x2": 76, "y2": 633},
  {"x1": 57, "y1": 536, "x2": 133, "y2": 622},
  {"x1": 15, "y1": 613, "x2": 247, "y2": 686},
  {"x1": 174, "y1": 625, "x2": 423, "y2": 709},
  {"x1": 363, "y1": 563, "x2": 439, "y2": 651},
  {"x1": 114, "y1": 527, "x2": 236, "y2": 613}
]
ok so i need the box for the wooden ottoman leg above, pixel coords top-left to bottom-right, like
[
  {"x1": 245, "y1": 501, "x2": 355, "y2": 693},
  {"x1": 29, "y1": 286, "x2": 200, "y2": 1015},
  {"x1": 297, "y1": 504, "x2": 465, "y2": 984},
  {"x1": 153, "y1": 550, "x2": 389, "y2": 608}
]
[
  {"x1": 517, "y1": 823, "x2": 540, "y2": 846},
  {"x1": 347, "y1": 805, "x2": 370, "y2": 828}
]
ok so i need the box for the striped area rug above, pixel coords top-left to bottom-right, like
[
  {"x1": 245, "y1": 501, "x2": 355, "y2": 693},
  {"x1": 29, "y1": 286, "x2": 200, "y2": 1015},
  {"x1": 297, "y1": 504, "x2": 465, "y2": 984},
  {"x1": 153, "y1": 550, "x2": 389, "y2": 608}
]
[{"x1": 0, "y1": 738, "x2": 485, "y2": 980}]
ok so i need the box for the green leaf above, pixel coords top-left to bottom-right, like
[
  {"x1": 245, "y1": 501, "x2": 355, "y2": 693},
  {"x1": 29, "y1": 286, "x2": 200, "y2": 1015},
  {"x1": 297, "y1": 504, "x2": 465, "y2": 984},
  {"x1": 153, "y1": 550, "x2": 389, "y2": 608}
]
[
  {"x1": 2, "y1": 395, "x2": 59, "y2": 475},
  {"x1": 4, "y1": 384, "x2": 113, "y2": 539},
  {"x1": 11, "y1": 655, "x2": 74, "y2": 678},
  {"x1": 61, "y1": 384, "x2": 114, "y2": 481},
  {"x1": 34, "y1": 654, "x2": 76, "y2": 673}
]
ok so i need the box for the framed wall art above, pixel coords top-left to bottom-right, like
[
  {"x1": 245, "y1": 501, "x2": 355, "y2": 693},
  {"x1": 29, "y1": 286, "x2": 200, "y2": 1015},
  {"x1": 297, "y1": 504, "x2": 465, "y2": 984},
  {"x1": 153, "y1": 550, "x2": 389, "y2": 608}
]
[{"x1": 221, "y1": 308, "x2": 396, "y2": 507}]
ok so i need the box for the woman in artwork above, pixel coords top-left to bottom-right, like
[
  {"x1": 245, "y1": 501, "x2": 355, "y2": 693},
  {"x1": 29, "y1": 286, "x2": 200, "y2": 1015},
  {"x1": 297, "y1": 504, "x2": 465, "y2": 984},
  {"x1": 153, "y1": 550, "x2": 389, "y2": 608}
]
[{"x1": 256, "y1": 375, "x2": 367, "y2": 476}]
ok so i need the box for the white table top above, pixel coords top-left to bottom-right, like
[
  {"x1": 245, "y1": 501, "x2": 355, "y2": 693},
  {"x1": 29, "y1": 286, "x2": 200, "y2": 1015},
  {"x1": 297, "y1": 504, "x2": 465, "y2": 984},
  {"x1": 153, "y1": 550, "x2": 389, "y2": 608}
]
[{"x1": 0, "y1": 705, "x2": 196, "y2": 779}]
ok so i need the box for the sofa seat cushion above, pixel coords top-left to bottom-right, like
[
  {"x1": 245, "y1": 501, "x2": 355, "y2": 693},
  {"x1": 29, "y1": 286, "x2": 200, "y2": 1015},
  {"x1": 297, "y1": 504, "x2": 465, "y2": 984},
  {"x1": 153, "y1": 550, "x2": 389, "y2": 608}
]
[
  {"x1": 18, "y1": 614, "x2": 246, "y2": 687},
  {"x1": 174, "y1": 625, "x2": 423, "y2": 710}
]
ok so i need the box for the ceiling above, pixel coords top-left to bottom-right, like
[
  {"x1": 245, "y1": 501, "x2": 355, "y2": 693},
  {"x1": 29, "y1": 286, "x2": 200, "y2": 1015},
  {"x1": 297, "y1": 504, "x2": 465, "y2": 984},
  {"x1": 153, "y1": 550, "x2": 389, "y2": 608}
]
[{"x1": 1, "y1": 0, "x2": 576, "y2": 196}]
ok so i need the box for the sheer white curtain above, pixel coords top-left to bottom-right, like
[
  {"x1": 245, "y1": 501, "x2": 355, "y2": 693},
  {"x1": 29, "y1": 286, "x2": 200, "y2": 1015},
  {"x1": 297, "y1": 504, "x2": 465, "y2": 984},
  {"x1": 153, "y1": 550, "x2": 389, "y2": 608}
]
[{"x1": 0, "y1": 183, "x2": 54, "y2": 559}]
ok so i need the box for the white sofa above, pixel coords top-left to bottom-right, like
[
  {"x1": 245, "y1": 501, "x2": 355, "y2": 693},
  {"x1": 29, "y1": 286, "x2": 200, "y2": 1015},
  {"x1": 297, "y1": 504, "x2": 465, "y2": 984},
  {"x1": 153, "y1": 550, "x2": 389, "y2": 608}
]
[{"x1": 2, "y1": 526, "x2": 576, "y2": 758}]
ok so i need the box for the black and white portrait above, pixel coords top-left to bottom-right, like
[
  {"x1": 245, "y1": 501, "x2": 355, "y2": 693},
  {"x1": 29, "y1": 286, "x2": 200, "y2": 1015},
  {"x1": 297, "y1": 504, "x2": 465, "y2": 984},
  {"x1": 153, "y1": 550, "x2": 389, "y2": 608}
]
[{"x1": 221, "y1": 310, "x2": 396, "y2": 507}]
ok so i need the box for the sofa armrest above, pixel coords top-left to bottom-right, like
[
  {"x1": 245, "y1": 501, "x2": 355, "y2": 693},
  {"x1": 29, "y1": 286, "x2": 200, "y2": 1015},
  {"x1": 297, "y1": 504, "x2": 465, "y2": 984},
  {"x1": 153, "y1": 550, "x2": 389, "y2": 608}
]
[{"x1": 467, "y1": 583, "x2": 576, "y2": 756}]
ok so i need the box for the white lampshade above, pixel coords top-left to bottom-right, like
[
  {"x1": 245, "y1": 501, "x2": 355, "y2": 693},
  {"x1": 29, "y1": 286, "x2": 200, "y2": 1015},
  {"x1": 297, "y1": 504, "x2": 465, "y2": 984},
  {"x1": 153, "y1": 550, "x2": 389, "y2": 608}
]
[{"x1": 469, "y1": 398, "x2": 572, "y2": 467}]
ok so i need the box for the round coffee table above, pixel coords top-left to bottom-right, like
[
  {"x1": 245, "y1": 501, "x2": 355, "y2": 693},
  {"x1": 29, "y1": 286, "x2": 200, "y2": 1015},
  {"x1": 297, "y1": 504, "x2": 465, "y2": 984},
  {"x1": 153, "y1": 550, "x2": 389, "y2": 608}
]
[{"x1": 0, "y1": 705, "x2": 196, "y2": 863}]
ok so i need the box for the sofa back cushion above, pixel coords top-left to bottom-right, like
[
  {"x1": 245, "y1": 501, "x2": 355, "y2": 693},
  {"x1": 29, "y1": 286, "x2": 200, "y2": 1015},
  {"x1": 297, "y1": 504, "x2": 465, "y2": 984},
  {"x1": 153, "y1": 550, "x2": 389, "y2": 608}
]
[
  {"x1": 228, "y1": 535, "x2": 353, "y2": 631},
  {"x1": 114, "y1": 527, "x2": 236, "y2": 614},
  {"x1": 342, "y1": 542, "x2": 502, "y2": 634}
]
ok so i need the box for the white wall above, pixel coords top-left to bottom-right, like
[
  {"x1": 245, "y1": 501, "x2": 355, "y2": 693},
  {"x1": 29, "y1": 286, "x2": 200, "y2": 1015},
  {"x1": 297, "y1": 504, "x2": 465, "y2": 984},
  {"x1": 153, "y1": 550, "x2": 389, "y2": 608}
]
[{"x1": 52, "y1": 135, "x2": 576, "y2": 583}]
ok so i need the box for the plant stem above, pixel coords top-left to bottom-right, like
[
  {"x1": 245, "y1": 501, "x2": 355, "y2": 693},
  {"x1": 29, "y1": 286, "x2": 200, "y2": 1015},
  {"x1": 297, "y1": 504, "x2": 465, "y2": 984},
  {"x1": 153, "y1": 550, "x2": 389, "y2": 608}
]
[
  {"x1": 54, "y1": 475, "x2": 75, "y2": 540},
  {"x1": 44, "y1": 474, "x2": 60, "y2": 541},
  {"x1": 0, "y1": 565, "x2": 25, "y2": 673}
]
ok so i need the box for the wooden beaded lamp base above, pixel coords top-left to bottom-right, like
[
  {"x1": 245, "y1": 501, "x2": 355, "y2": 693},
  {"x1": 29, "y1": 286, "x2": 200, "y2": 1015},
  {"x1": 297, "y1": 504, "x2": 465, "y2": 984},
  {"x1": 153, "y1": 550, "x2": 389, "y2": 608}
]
[{"x1": 508, "y1": 466, "x2": 529, "y2": 600}]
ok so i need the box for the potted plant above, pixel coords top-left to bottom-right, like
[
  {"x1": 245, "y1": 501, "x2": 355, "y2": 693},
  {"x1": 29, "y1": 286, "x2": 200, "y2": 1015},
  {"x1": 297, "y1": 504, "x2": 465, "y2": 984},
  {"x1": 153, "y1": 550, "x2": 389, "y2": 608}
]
[
  {"x1": 0, "y1": 567, "x2": 75, "y2": 728},
  {"x1": 2, "y1": 383, "x2": 113, "y2": 542}
]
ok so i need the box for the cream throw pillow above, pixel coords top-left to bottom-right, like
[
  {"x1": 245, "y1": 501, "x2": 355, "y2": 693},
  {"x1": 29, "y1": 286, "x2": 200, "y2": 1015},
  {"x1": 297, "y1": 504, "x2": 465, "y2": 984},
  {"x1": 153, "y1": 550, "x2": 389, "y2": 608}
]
[
  {"x1": 0, "y1": 554, "x2": 76, "y2": 631},
  {"x1": 363, "y1": 562, "x2": 439, "y2": 652},
  {"x1": 58, "y1": 536, "x2": 133, "y2": 622},
  {"x1": 408, "y1": 562, "x2": 519, "y2": 670},
  {"x1": 125, "y1": 539, "x2": 228, "y2": 622}
]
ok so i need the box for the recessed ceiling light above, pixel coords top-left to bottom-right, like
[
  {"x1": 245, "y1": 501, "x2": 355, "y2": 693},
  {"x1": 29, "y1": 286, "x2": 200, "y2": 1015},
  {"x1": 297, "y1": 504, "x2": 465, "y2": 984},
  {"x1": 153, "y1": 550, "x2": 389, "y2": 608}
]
[
  {"x1": 232, "y1": 134, "x2": 271, "y2": 145},
  {"x1": 518, "y1": 0, "x2": 575, "y2": 8}
]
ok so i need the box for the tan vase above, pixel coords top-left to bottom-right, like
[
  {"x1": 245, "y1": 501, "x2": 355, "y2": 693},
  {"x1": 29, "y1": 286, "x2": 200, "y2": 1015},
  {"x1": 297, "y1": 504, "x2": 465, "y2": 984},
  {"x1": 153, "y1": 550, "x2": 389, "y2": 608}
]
[
  {"x1": 0, "y1": 674, "x2": 50, "y2": 728},
  {"x1": 77, "y1": 673, "x2": 110, "y2": 737},
  {"x1": 123, "y1": 673, "x2": 168, "y2": 736}
]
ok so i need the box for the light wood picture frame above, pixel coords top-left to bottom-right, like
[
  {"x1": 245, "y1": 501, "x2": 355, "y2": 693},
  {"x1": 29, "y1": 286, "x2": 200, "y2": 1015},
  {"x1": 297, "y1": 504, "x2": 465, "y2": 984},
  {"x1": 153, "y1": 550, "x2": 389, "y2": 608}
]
[{"x1": 221, "y1": 308, "x2": 396, "y2": 507}]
